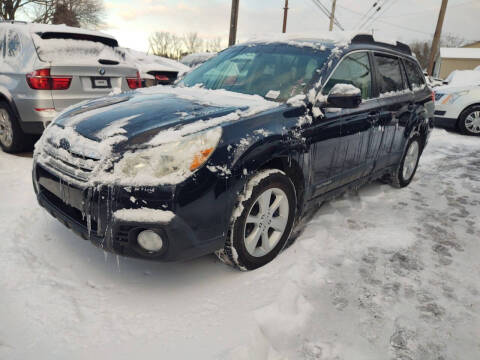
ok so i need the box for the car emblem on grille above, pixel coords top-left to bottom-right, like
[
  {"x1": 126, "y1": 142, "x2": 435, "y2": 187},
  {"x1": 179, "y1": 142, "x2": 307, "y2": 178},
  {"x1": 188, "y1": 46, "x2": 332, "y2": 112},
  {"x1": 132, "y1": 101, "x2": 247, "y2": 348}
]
[
  {"x1": 99, "y1": 67, "x2": 106, "y2": 76},
  {"x1": 59, "y1": 138, "x2": 71, "y2": 151}
]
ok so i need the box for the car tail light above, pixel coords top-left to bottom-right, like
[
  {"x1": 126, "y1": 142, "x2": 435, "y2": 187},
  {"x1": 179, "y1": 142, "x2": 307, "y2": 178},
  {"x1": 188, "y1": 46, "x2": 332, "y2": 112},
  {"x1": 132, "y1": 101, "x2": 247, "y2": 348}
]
[
  {"x1": 431, "y1": 90, "x2": 435, "y2": 102},
  {"x1": 127, "y1": 71, "x2": 142, "y2": 89},
  {"x1": 26, "y1": 69, "x2": 72, "y2": 90},
  {"x1": 155, "y1": 74, "x2": 170, "y2": 82}
]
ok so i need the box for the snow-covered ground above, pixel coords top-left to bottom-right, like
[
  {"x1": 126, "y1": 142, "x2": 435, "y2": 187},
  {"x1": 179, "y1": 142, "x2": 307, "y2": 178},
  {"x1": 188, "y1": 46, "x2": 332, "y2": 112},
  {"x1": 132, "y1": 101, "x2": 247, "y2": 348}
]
[{"x1": 0, "y1": 129, "x2": 479, "y2": 360}]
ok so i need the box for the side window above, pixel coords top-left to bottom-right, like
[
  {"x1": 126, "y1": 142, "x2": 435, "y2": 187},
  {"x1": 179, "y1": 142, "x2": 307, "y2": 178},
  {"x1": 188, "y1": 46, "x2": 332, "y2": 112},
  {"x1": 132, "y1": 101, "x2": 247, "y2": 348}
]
[
  {"x1": 404, "y1": 60, "x2": 426, "y2": 89},
  {"x1": 7, "y1": 30, "x2": 22, "y2": 58},
  {"x1": 374, "y1": 55, "x2": 406, "y2": 94},
  {"x1": 323, "y1": 52, "x2": 372, "y2": 100}
]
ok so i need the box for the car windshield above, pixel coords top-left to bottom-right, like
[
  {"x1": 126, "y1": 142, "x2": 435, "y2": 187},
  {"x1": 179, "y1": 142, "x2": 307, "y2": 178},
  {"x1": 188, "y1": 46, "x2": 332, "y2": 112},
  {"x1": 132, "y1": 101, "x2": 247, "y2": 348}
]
[{"x1": 179, "y1": 44, "x2": 331, "y2": 102}]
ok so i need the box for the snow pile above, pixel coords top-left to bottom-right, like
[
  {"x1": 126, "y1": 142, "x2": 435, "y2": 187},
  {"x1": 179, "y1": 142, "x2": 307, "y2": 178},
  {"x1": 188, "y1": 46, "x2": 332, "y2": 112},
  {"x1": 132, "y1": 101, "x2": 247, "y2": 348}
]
[{"x1": 1, "y1": 129, "x2": 480, "y2": 359}]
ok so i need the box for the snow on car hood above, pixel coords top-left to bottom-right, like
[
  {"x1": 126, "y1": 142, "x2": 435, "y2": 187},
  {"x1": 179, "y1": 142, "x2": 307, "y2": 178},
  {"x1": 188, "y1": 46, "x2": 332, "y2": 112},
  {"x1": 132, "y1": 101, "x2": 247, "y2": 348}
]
[{"x1": 53, "y1": 86, "x2": 279, "y2": 145}]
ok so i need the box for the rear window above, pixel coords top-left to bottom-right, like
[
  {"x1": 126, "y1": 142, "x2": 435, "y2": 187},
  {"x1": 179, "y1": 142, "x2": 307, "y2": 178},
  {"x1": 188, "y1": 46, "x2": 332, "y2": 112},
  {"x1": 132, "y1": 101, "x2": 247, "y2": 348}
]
[
  {"x1": 374, "y1": 55, "x2": 406, "y2": 94},
  {"x1": 404, "y1": 60, "x2": 426, "y2": 89},
  {"x1": 33, "y1": 32, "x2": 125, "y2": 64}
]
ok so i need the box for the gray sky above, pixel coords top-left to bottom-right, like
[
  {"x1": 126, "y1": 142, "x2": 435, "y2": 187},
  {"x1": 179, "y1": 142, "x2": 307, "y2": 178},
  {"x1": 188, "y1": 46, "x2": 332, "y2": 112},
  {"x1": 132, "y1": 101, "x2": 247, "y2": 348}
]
[{"x1": 102, "y1": 0, "x2": 480, "y2": 52}]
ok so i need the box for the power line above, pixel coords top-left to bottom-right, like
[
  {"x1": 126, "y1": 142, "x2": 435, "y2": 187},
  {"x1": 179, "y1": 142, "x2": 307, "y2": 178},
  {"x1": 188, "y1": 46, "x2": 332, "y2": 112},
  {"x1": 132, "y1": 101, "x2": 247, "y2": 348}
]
[
  {"x1": 337, "y1": 4, "x2": 434, "y2": 36},
  {"x1": 310, "y1": 0, "x2": 344, "y2": 30},
  {"x1": 362, "y1": 0, "x2": 398, "y2": 30},
  {"x1": 357, "y1": 0, "x2": 391, "y2": 29},
  {"x1": 355, "y1": 1, "x2": 381, "y2": 29}
]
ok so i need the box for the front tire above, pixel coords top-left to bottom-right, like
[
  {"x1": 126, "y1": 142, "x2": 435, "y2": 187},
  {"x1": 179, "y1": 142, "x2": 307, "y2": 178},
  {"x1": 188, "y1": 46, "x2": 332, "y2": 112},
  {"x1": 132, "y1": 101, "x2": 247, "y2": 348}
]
[
  {"x1": 458, "y1": 105, "x2": 480, "y2": 136},
  {"x1": 219, "y1": 169, "x2": 297, "y2": 270},
  {"x1": 0, "y1": 101, "x2": 28, "y2": 153},
  {"x1": 390, "y1": 136, "x2": 421, "y2": 188}
]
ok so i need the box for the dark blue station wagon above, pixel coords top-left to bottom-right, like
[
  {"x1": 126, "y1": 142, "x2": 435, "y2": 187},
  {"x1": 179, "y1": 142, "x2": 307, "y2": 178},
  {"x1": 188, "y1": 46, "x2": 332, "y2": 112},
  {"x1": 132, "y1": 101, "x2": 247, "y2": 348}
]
[{"x1": 33, "y1": 34, "x2": 434, "y2": 270}]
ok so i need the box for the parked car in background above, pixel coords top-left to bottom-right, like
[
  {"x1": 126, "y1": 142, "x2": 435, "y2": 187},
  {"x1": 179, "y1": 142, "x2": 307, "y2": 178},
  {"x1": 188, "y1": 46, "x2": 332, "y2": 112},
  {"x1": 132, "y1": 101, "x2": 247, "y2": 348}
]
[
  {"x1": 180, "y1": 52, "x2": 216, "y2": 68},
  {"x1": 0, "y1": 21, "x2": 139, "y2": 153},
  {"x1": 122, "y1": 48, "x2": 189, "y2": 87},
  {"x1": 33, "y1": 33, "x2": 433, "y2": 270},
  {"x1": 434, "y1": 69, "x2": 480, "y2": 135}
]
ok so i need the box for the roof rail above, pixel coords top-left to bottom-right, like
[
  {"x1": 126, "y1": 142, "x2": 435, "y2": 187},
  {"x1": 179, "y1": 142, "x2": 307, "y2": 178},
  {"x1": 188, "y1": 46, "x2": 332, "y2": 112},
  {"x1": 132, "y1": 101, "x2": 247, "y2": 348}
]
[{"x1": 351, "y1": 34, "x2": 412, "y2": 56}]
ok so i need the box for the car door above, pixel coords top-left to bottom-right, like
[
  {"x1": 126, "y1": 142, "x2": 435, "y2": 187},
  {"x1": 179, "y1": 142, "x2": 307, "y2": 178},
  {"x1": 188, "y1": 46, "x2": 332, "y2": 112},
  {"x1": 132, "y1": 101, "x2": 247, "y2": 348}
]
[
  {"x1": 371, "y1": 53, "x2": 412, "y2": 172},
  {"x1": 311, "y1": 51, "x2": 376, "y2": 195}
]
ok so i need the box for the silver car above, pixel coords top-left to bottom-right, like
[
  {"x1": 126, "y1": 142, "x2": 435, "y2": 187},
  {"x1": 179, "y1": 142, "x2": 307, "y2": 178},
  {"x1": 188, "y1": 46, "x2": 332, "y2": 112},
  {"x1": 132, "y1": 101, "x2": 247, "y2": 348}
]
[{"x1": 0, "y1": 21, "x2": 139, "y2": 153}]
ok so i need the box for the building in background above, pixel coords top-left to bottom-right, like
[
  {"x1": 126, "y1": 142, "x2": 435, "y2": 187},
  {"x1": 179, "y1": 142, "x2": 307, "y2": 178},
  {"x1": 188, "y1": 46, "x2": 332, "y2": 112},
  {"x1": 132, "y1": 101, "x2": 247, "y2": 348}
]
[{"x1": 434, "y1": 41, "x2": 480, "y2": 78}]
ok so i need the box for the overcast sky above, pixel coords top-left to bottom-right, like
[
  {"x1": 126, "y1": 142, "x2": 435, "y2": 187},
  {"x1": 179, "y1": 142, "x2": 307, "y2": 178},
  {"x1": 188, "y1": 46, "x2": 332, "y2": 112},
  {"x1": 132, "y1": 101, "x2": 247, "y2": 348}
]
[{"x1": 102, "y1": 0, "x2": 480, "y2": 52}]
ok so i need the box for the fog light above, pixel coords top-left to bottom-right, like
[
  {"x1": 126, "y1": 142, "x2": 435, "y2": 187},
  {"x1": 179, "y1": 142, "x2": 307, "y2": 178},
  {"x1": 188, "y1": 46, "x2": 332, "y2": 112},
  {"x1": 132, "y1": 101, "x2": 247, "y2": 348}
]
[{"x1": 137, "y1": 230, "x2": 163, "y2": 252}]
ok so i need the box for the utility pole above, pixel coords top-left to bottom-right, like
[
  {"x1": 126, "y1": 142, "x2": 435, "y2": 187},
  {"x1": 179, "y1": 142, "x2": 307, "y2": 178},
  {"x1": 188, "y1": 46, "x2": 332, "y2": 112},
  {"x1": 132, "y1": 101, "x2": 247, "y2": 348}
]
[
  {"x1": 282, "y1": 0, "x2": 289, "y2": 33},
  {"x1": 329, "y1": 0, "x2": 337, "y2": 31},
  {"x1": 229, "y1": 0, "x2": 240, "y2": 47},
  {"x1": 428, "y1": 0, "x2": 448, "y2": 76}
]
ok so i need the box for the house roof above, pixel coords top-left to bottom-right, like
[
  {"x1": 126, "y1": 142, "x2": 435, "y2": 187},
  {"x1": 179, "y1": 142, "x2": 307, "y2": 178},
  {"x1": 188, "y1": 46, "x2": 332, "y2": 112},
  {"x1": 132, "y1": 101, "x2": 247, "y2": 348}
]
[{"x1": 440, "y1": 47, "x2": 480, "y2": 59}]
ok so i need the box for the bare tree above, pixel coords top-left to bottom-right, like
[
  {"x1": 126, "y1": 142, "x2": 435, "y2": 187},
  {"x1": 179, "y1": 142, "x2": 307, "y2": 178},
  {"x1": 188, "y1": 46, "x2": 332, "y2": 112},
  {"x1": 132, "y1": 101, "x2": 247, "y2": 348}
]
[
  {"x1": 205, "y1": 37, "x2": 224, "y2": 53},
  {"x1": 183, "y1": 32, "x2": 203, "y2": 54},
  {"x1": 1, "y1": 0, "x2": 45, "y2": 20},
  {"x1": 34, "y1": 0, "x2": 104, "y2": 28},
  {"x1": 149, "y1": 32, "x2": 173, "y2": 57},
  {"x1": 409, "y1": 33, "x2": 467, "y2": 70}
]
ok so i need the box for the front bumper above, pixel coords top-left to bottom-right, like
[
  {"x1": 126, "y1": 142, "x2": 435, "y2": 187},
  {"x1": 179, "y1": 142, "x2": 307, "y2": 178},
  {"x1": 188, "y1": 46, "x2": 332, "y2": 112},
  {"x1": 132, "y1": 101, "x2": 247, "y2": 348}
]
[{"x1": 33, "y1": 162, "x2": 229, "y2": 262}]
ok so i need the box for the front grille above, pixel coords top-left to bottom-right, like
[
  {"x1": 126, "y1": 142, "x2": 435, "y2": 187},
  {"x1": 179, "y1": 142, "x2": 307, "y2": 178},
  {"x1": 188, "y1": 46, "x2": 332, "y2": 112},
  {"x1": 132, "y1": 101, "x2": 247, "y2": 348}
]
[
  {"x1": 435, "y1": 93, "x2": 444, "y2": 101},
  {"x1": 42, "y1": 141, "x2": 100, "y2": 182},
  {"x1": 41, "y1": 185, "x2": 99, "y2": 233}
]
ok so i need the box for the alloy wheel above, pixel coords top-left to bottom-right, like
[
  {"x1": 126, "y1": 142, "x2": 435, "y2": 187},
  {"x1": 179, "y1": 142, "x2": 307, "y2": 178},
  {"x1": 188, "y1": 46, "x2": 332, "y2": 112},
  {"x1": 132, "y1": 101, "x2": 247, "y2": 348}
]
[
  {"x1": 243, "y1": 187, "x2": 290, "y2": 257},
  {"x1": 402, "y1": 140, "x2": 419, "y2": 181},
  {"x1": 0, "y1": 108, "x2": 13, "y2": 148},
  {"x1": 465, "y1": 111, "x2": 480, "y2": 134}
]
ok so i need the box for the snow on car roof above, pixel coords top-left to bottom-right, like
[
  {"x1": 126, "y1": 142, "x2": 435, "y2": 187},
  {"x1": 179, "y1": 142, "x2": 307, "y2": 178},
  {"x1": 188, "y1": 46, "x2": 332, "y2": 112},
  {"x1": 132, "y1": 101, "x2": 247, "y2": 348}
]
[
  {"x1": 440, "y1": 47, "x2": 480, "y2": 59},
  {"x1": 122, "y1": 48, "x2": 190, "y2": 78},
  {"x1": 245, "y1": 31, "x2": 386, "y2": 48}
]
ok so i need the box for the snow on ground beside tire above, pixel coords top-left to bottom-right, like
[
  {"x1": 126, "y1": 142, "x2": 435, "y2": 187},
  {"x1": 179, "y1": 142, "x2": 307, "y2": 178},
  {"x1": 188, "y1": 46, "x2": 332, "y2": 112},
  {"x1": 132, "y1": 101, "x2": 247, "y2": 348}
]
[{"x1": 0, "y1": 129, "x2": 479, "y2": 360}]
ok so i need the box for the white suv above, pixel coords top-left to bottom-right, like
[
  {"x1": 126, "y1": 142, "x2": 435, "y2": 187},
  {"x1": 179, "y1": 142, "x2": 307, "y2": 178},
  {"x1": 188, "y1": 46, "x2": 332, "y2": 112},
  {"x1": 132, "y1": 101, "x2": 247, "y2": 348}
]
[{"x1": 434, "y1": 70, "x2": 480, "y2": 136}]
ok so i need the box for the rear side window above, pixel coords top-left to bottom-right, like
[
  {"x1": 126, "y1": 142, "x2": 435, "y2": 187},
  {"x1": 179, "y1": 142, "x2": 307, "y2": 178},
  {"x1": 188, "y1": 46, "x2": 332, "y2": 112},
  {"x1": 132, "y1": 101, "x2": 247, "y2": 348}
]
[
  {"x1": 7, "y1": 29, "x2": 22, "y2": 58},
  {"x1": 404, "y1": 60, "x2": 426, "y2": 89},
  {"x1": 374, "y1": 55, "x2": 406, "y2": 94},
  {"x1": 323, "y1": 52, "x2": 372, "y2": 99}
]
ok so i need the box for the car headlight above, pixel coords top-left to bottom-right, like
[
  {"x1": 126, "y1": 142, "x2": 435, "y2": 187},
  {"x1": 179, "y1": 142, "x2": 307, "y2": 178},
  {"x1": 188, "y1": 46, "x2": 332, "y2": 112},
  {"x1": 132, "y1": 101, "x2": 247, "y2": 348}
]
[
  {"x1": 441, "y1": 90, "x2": 469, "y2": 104},
  {"x1": 116, "y1": 127, "x2": 222, "y2": 182}
]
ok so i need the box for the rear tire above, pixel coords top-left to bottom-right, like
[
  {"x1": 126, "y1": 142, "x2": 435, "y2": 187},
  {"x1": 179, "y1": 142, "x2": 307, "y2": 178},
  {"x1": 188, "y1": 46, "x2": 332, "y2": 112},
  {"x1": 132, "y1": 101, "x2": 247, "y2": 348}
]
[
  {"x1": 458, "y1": 105, "x2": 480, "y2": 136},
  {"x1": 389, "y1": 136, "x2": 421, "y2": 188},
  {"x1": 0, "y1": 101, "x2": 28, "y2": 153},
  {"x1": 218, "y1": 169, "x2": 297, "y2": 271}
]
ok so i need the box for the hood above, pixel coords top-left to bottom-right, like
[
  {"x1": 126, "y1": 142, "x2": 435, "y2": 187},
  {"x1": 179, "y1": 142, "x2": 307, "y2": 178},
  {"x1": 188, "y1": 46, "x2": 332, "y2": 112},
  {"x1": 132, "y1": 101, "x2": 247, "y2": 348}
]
[
  {"x1": 53, "y1": 87, "x2": 279, "y2": 147},
  {"x1": 54, "y1": 92, "x2": 242, "y2": 145}
]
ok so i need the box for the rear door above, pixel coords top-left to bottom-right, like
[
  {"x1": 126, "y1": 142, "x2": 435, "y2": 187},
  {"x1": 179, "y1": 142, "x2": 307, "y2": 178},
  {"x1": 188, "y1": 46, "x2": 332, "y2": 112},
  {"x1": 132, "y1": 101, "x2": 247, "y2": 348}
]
[{"x1": 371, "y1": 53, "x2": 412, "y2": 172}]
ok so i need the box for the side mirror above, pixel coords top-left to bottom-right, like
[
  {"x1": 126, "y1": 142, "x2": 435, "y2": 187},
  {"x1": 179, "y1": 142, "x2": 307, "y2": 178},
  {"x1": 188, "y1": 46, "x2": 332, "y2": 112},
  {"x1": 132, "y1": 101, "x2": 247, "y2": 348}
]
[
  {"x1": 326, "y1": 84, "x2": 362, "y2": 109},
  {"x1": 327, "y1": 93, "x2": 362, "y2": 108}
]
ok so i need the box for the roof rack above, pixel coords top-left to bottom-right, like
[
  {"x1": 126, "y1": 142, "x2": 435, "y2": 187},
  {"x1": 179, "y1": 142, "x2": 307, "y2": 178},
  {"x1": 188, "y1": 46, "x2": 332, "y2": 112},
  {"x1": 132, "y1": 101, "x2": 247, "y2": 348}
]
[{"x1": 351, "y1": 34, "x2": 412, "y2": 56}]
